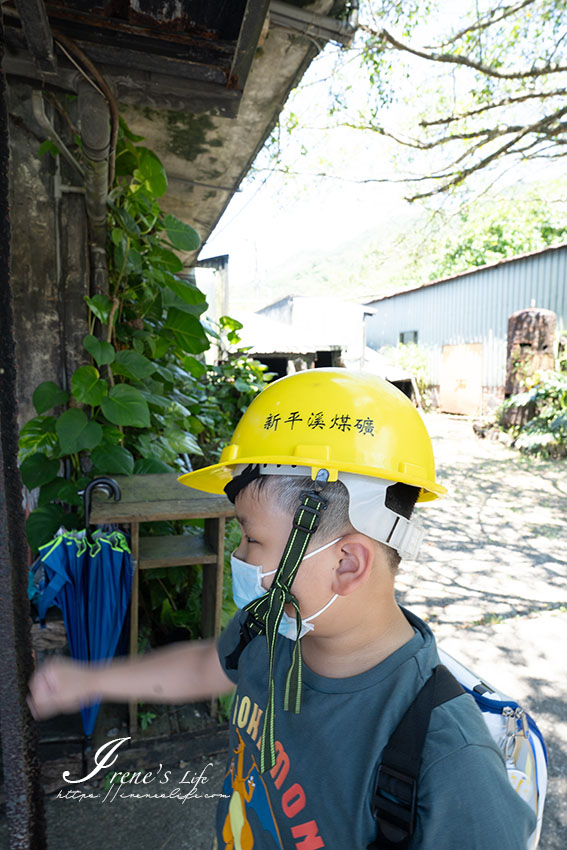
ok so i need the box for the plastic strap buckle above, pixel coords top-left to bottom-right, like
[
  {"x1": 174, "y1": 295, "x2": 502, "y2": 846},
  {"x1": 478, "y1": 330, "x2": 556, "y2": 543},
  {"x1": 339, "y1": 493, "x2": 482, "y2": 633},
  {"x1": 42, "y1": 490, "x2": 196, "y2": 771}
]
[
  {"x1": 388, "y1": 518, "x2": 425, "y2": 561},
  {"x1": 293, "y1": 492, "x2": 328, "y2": 533},
  {"x1": 372, "y1": 764, "x2": 418, "y2": 842}
]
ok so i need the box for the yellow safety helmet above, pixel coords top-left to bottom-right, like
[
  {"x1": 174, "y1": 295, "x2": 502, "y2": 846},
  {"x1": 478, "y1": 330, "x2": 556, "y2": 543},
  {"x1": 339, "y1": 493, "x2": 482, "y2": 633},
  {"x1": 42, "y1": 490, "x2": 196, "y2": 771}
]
[{"x1": 178, "y1": 368, "x2": 446, "y2": 503}]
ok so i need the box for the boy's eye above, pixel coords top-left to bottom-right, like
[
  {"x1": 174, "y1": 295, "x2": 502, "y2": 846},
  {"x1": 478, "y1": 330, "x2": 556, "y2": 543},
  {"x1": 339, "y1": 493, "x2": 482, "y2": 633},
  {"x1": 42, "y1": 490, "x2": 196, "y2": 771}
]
[{"x1": 246, "y1": 536, "x2": 258, "y2": 544}]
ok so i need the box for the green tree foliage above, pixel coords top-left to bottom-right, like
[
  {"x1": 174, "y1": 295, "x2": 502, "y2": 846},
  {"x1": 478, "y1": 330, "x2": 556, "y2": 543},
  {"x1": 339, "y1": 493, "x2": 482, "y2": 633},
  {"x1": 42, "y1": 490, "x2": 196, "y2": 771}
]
[
  {"x1": 502, "y1": 370, "x2": 567, "y2": 457},
  {"x1": 430, "y1": 196, "x2": 567, "y2": 278}
]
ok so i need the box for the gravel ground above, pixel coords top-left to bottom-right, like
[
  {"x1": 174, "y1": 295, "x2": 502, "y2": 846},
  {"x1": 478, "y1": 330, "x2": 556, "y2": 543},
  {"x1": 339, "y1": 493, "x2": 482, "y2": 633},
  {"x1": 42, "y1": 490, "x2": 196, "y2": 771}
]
[{"x1": 1, "y1": 412, "x2": 565, "y2": 849}]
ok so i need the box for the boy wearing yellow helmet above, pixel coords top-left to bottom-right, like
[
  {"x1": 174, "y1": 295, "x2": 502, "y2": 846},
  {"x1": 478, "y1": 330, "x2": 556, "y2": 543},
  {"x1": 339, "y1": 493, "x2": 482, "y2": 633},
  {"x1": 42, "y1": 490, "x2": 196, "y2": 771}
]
[{"x1": 28, "y1": 369, "x2": 536, "y2": 849}]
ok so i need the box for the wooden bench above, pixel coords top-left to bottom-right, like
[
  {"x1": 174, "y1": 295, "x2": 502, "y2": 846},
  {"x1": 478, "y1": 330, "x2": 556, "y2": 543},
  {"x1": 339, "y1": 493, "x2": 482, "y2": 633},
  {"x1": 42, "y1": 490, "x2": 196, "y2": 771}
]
[{"x1": 90, "y1": 473, "x2": 235, "y2": 731}]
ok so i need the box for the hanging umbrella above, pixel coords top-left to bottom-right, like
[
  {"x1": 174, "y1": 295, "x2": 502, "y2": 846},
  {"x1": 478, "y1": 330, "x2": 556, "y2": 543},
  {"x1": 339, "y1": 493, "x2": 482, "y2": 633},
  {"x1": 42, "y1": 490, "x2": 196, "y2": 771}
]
[{"x1": 33, "y1": 477, "x2": 134, "y2": 736}]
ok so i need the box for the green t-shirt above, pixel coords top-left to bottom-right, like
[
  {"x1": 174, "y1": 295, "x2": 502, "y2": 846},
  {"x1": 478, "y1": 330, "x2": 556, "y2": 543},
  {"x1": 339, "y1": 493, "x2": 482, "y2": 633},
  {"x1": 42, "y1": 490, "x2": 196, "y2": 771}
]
[{"x1": 216, "y1": 607, "x2": 536, "y2": 849}]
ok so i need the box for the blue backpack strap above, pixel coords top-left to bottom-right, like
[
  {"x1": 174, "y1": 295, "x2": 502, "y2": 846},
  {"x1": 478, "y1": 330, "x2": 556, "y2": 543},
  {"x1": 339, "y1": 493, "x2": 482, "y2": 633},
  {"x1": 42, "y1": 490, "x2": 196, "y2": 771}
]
[{"x1": 369, "y1": 665, "x2": 464, "y2": 850}]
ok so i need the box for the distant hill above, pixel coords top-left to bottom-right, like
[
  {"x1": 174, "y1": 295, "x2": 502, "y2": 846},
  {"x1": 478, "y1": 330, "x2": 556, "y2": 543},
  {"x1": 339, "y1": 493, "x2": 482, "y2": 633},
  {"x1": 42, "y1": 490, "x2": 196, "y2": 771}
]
[{"x1": 230, "y1": 176, "x2": 567, "y2": 313}]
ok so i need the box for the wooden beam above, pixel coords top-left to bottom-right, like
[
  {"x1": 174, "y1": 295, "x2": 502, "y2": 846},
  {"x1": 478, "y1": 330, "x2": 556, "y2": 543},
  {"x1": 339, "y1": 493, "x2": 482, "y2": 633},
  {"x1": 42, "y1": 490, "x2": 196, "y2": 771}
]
[
  {"x1": 230, "y1": 0, "x2": 271, "y2": 91},
  {"x1": 14, "y1": 0, "x2": 56, "y2": 73}
]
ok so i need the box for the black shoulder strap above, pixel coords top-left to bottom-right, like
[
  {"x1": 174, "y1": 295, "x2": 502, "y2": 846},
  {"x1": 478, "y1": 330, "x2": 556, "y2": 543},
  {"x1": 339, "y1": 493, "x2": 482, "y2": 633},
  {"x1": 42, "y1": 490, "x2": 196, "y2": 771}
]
[
  {"x1": 224, "y1": 613, "x2": 263, "y2": 670},
  {"x1": 369, "y1": 665, "x2": 464, "y2": 850}
]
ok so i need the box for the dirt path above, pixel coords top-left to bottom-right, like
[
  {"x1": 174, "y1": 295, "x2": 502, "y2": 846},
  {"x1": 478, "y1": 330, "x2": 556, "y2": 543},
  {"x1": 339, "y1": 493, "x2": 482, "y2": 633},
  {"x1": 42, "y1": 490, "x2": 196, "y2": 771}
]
[
  {"x1": 397, "y1": 412, "x2": 566, "y2": 850},
  {"x1": 398, "y1": 412, "x2": 566, "y2": 631}
]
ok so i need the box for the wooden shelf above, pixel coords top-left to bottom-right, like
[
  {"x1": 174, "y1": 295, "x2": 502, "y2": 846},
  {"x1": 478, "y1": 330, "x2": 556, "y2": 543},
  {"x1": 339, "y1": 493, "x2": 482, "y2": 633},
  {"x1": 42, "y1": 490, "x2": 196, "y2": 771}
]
[
  {"x1": 138, "y1": 533, "x2": 217, "y2": 569},
  {"x1": 86, "y1": 474, "x2": 235, "y2": 733}
]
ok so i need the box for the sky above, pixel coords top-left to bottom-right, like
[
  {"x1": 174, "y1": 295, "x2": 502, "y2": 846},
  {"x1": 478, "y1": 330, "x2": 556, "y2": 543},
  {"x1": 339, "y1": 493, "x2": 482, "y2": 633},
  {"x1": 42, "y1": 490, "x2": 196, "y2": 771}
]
[
  {"x1": 200, "y1": 40, "x2": 411, "y2": 308},
  {"x1": 198, "y1": 2, "x2": 566, "y2": 313}
]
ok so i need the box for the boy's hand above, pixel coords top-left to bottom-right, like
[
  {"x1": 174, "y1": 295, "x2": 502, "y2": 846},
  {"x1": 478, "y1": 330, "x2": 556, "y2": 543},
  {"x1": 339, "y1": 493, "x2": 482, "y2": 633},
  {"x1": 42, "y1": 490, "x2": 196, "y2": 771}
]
[{"x1": 27, "y1": 659, "x2": 97, "y2": 720}]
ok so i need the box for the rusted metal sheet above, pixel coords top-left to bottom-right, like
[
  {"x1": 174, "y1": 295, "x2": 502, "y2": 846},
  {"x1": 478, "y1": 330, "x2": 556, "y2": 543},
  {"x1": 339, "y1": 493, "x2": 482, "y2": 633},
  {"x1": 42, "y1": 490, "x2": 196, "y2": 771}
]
[
  {"x1": 439, "y1": 343, "x2": 483, "y2": 416},
  {"x1": 505, "y1": 307, "x2": 556, "y2": 396},
  {"x1": 45, "y1": 0, "x2": 247, "y2": 44},
  {"x1": 503, "y1": 307, "x2": 557, "y2": 427}
]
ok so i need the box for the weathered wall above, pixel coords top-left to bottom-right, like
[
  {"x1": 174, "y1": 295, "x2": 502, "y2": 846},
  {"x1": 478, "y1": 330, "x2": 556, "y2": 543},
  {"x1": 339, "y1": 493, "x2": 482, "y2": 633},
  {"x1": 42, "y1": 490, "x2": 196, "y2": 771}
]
[
  {"x1": 8, "y1": 81, "x2": 89, "y2": 426},
  {"x1": 7, "y1": 2, "x2": 335, "y2": 422},
  {"x1": 119, "y1": 19, "x2": 323, "y2": 256}
]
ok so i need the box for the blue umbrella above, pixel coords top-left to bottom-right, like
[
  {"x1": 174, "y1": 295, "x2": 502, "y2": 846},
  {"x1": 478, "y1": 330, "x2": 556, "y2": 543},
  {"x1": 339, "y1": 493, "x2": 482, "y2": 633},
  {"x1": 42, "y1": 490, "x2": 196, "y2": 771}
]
[{"x1": 32, "y1": 478, "x2": 134, "y2": 736}]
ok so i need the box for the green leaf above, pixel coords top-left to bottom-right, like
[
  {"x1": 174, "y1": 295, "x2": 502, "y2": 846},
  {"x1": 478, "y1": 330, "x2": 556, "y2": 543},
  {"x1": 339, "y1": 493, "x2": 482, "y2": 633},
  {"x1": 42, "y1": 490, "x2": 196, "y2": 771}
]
[
  {"x1": 32, "y1": 381, "x2": 70, "y2": 415},
  {"x1": 26, "y1": 504, "x2": 67, "y2": 550},
  {"x1": 85, "y1": 294, "x2": 113, "y2": 325},
  {"x1": 58, "y1": 479, "x2": 84, "y2": 507},
  {"x1": 220, "y1": 315, "x2": 244, "y2": 333},
  {"x1": 153, "y1": 364, "x2": 176, "y2": 384},
  {"x1": 126, "y1": 247, "x2": 143, "y2": 273},
  {"x1": 112, "y1": 350, "x2": 156, "y2": 381},
  {"x1": 234, "y1": 378, "x2": 252, "y2": 393},
  {"x1": 38, "y1": 139, "x2": 60, "y2": 159},
  {"x1": 37, "y1": 477, "x2": 82, "y2": 508},
  {"x1": 118, "y1": 116, "x2": 145, "y2": 143},
  {"x1": 83, "y1": 334, "x2": 115, "y2": 366},
  {"x1": 61, "y1": 512, "x2": 83, "y2": 532},
  {"x1": 101, "y1": 385, "x2": 150, "y2": 428},
  {"x1": 164, "y1": 307, "x2": 210, "y2": 354},
  {"x1": 138, "y1": 147, "x2": 167, "y2": 197},
  {"x1": 71, "y1": 366, "x2": 108, "y2": 406},
  {"x1": 163, "y1": 426, "x2": 203, "y2": 455},
  {"x1": 38, "y1": 477, "x2": 69, "y2": 506},
  {"x1": 162, "y1": 288, "x2": 207, "y2": 317},
  {"x1": 20, "y1": 452, "x2": 60, "y2": 490},
  {"x1": 102, "y1": 425, "x2": 125, "y2": 445},
  {"x1": 91, "y1": 443, "x2": 135, "y2": 475},
  {"x1": 133, "y1": 457, "x2": 175, "y2": 474},
  {"x1": 148, "y1": 244, "x2": 183, "y2": 273},
  {"x1": 114, "y1": 205, "x2": 140, "y2": 237},
  {"x1": 18, "y1": 416, "x2": 59, "y2": 459},
  {"x1": 163, "y1": 214, "x2": 201, "y2": 252},
  {"x1": 180, "y1": 355, "x2": 207, "y2": 379},
  {"x1": 56, "y1": 409, "x2": 103, "y2": 454},
  {"x1": 162, "y1": 274, "x2": 207, "y2": 307},
  {"x1": 140, "y1": 391, "x2": 190, "y2": 419},
  {"x1": 153, "y1": 336, "x2": 173, "y2": 359}
]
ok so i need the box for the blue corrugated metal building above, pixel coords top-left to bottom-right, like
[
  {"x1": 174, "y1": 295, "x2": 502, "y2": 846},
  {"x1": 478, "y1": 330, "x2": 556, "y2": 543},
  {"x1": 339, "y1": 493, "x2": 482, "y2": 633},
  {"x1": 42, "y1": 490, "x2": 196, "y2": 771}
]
[{"x1": 364, "y1": 243, "x2": 567, "y2": 414}]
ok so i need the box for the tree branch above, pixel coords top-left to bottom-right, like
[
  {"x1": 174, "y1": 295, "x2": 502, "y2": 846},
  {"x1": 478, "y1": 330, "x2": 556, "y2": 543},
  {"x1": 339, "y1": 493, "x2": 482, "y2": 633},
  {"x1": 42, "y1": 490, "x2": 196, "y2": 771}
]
[
  {"x1": 408, "y1": 105, "x2": 567, "y2": 200},
  {"x1": 360, "y1": 24, "x2": 567, "y2": 80},
  {"x1": 420, "y1": 89, "x2": 567, "y2": 128},
  {"x1": 431, "y1": 0, "x2": 538, "y2": 49}
]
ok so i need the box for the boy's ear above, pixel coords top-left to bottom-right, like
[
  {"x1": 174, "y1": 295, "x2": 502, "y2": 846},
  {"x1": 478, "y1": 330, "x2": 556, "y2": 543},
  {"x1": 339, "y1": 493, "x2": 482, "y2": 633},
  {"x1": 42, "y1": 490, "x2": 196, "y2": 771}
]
[{"x1": 331, "y1": 535, "x2": 375, "y2": 596}]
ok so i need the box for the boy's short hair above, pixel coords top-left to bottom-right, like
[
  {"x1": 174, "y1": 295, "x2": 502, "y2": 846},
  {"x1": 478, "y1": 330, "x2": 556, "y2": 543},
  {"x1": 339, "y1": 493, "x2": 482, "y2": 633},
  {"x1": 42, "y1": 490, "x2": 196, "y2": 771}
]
[{"x1": 247, "y1": 475, "x2": 420, "y2": 571}]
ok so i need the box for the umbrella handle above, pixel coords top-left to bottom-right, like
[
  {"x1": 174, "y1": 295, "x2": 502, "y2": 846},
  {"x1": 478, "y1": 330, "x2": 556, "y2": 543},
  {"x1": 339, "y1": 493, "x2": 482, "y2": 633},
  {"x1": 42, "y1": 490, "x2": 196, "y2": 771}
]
[{"x1": 80, "y1": 477, "x2": 121, "y2": 542}]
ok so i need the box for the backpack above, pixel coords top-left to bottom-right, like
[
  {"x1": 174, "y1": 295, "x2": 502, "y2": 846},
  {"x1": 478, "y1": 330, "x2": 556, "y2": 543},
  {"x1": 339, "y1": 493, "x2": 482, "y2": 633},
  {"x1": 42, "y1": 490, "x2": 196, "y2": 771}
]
[{"x1": 369, "y1": 650, "x2": 548, "y2": 850}]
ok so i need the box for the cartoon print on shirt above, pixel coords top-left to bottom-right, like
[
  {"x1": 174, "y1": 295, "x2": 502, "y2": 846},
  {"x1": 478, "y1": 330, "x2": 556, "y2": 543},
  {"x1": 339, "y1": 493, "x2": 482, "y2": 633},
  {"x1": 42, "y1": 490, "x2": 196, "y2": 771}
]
[{"x1": 221, "y1": 728, "x2": 283, "y2": 850}]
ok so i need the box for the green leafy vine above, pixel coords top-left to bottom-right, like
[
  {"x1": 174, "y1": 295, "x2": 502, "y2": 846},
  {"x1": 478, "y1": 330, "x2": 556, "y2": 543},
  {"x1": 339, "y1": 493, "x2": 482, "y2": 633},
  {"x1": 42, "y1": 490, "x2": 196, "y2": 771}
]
[{"x1": 19, "y1": 116, "x2": 272, "y2": 557}]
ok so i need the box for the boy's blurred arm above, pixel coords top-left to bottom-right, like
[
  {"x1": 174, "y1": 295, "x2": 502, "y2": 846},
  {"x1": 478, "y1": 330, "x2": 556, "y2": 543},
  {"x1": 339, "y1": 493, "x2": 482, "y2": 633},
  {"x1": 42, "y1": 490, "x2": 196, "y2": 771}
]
[{"x1": 28, "y1": 639, "x2": 235, "y2": 720}]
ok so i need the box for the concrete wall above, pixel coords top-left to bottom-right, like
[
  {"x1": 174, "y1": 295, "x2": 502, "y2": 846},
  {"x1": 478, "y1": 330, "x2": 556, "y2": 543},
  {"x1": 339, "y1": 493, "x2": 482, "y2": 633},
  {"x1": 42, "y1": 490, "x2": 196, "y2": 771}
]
[{"x1": 8, "y1": 81, "x2": 89, "y2": 427}]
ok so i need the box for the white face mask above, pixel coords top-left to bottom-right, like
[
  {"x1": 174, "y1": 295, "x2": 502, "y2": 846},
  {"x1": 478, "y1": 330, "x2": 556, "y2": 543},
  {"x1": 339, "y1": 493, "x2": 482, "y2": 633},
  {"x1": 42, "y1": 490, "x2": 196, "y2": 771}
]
[{"x1": 230, "y1": 537, "x2": 343, "y2": 640}]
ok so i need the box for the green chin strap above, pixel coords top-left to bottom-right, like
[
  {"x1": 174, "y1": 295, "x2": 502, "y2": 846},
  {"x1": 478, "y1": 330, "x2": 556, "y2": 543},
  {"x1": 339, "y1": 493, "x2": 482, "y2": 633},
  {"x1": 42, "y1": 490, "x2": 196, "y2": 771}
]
[{"x1": 240, "y1": 476, "x2": 329, "y2": 774}]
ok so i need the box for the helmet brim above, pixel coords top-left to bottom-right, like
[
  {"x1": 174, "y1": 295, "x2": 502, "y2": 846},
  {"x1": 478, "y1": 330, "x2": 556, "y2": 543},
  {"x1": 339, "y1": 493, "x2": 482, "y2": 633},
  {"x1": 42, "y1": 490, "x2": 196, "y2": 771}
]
[{"x1": 178, "y1": 457, "x2": 447, "y2": 503}]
